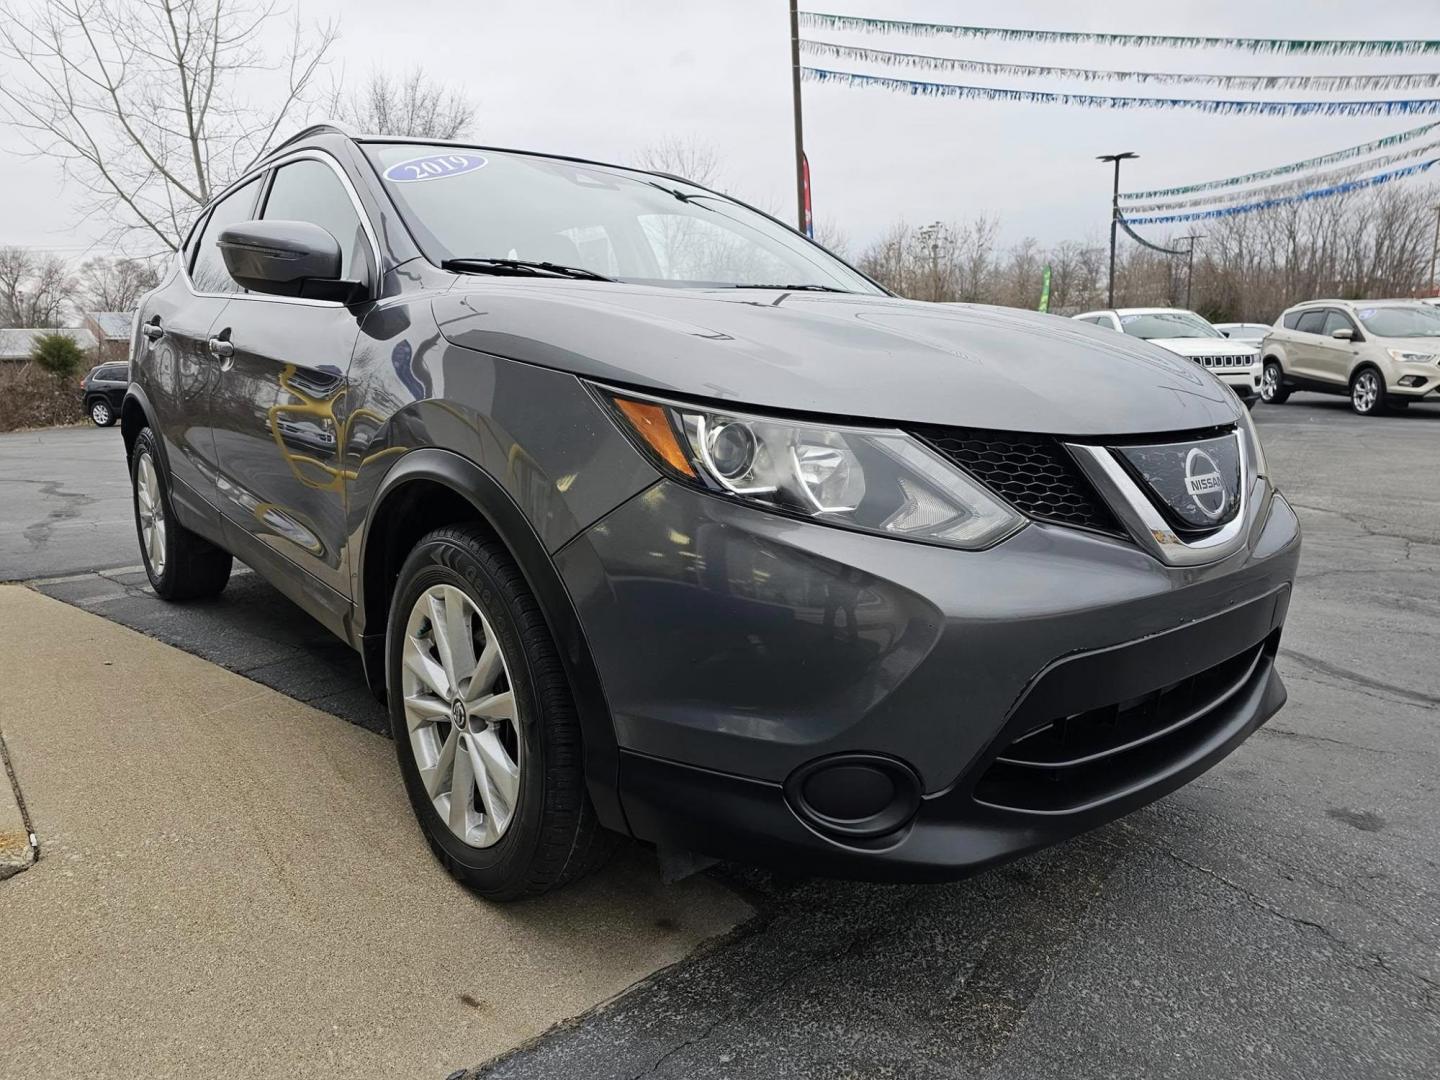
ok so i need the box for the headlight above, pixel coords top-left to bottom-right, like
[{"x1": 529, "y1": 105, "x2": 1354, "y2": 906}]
[
  {"x1": 1387, "y1": 348, "x2": 1437, "y2": 365},
  {"x1": 1236, "y1": 399, "x2": 1268, "y2": 479},
  {"x1": 603, "y1": 389, "x2": 1025, "y2": 550}
]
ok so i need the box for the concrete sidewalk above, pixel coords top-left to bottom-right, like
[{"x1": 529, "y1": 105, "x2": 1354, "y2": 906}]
[{"x1": 0, "y1": 586, "x2": 750, "y2": 1080}]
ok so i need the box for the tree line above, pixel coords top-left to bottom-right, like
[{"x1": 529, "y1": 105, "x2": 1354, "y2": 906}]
[
  {"x1": 845, "y1": 181, "x2": 1440, "y2": 322},
  {"x1": 0, "y1": 250, "x2": 160, "y2": 328}
]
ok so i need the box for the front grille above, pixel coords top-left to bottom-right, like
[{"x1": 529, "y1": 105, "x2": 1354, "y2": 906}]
[
  {"x1": 914, "y1": 427, "x2": 1123, "y2": 536},
  {"x1": 973, "y1": 635, "x2": 1274, "y2": 814},
  {"x1": 1196, "y1": 355, "x2": 1252, "y2": 370}
]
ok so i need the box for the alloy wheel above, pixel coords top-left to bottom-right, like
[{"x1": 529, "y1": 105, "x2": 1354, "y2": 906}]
[
  {"x1": 1261, "y1": 365, "x2": 1279, "y2": 402},
  {"x1": 1353, "y1": 370, "x2": 1380, "y2": 414},
  {"x1": 401, "y1": 583, "x2": 523, "y2": 848},
  {"x1": 135, "y1": 452, "x2": 167, "y2": 577},
  {"x1": 91, "y1": 401, "x2": 111, "y2": 425}
]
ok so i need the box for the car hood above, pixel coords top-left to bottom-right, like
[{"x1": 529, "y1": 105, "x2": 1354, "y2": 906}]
[
  {"x1": 432, "y1": 283, "x2": 1239, "y2": 435},
  {"x1": 1144, "y1": 337, "x2": 1260, "y2": 360}
]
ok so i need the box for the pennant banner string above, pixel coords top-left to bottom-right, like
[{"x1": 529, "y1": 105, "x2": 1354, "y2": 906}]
[
  {"x1": 1126, "y1": 159, "x2": 1440, "y2": 225},
  {"x1": 802, "y1": 67, "x2": 1440, "y2": 118},
  {"x1": 801, "y1": 39, "x2": 1440, "y2": 92},
  {"x1": 1126, "y1": 139, "x2": 1440, "y2": 212},
  {"x1": 1120, "y1": 121, "x2": 1440, "y2": 199},
  {"x1": 1116, "y1": 216, "x2": 1193, "y2": 255},
  {"x1": 798, "y1": 11, "x2": 1440, "y2": 57}
]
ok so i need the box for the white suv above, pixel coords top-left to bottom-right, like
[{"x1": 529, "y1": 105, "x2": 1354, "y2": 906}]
[
  {"x1": 1260, "y1": 299, "x2": 1440, "y2": 416},
  {"x1": 1073, "y1": 308, "x2": 1262, "y2": 407}
]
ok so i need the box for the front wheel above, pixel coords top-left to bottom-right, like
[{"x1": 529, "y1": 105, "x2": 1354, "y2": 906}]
[
  {"x1": 1261, "y1": 361, "x2": 1289, "y2": 404},
  {"x1": 1350, "y1": 367, "x2": 1387, "y2": 416},
  {"x1": 386, "y1": 524, "x2": 612, "y2": 900},
  {"x1": 131, "y1": 427, "x2": 233, "y2": 599}
]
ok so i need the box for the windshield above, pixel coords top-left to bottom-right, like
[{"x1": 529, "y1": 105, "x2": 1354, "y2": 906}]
[
  {"x1": 1353, "y1": 304, "x2": 1440, "y2": 338},
  {"x1": 363, "y1": 143, "x2": 880, "y2": 294},
  {"x1": 1119, "y1": 312, "x2": 1222, "y2": 340}
]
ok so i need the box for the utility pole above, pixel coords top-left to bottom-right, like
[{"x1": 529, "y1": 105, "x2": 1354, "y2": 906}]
[
  {"x1": 1181, "y1": 233, "x2": 1204, "y2": 310},
  {"x1": 1098, "y1": 152, "x2": 1138, "y2": 308},
  {"x1": 789, "y1": 0, "x2": 808, "y2": 233}
]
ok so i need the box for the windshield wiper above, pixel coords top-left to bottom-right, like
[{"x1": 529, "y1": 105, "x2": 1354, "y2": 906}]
[
  {"x1": 725, "y1": 283, "x2": 851, "y2": 293},
  {"x1": 442, "y1": 258, "x2": 615, "y2": 282}
]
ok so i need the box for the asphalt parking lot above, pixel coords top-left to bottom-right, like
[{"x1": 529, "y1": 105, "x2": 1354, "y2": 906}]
[{"x1": 3, "y1": 399, "x2": 1439, "y2": 1079}]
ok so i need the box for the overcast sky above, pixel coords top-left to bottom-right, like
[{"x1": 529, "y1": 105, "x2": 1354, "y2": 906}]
[{"x1": 3, "y1": 0, "x2": 1439, "y2": 260}]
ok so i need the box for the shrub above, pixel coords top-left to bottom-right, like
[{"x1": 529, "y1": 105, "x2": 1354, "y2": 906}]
[
  {"x1": 30, "y1": 332, "x2": 88, "y2": 379},
  {"x1": 0, "y1": 361, "x2": 86, "y2": 431}
]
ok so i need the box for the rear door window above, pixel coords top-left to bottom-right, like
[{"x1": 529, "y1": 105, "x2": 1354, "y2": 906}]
[{"x1": 1295, "y1": 310, "x2": 1327, "y2": 335}]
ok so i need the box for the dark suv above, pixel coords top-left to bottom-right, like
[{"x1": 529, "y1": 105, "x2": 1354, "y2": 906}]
[
  {"x1": 122, "y1": 125, "x2": 1300, "y2": 899},
  {"x1": 81, "y1": 361, "x2": 129, "y2": 426}
]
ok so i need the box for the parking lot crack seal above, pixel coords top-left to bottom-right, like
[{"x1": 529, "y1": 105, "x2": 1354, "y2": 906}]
[
  {"x1": 0, "y1": 728, "x2": 39, "y2": 871},
  {"x1": 1157, "y1": 844, "x2": 1440, "y2": 1008},
  {"x1": 1280, "y1": 648, "x2": 1440, "y2": 711}
]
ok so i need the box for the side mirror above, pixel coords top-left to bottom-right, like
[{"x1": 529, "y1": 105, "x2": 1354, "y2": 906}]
[
  {"x1": 217, "y1": 220, "x2": 360, "y2": 302},
  {"x1": 1331, "y1": 327, "x2": 1354, "y2": 341},
  {"x1": 1220, "y1": 329, "x2": 1232, "y2": 338}
]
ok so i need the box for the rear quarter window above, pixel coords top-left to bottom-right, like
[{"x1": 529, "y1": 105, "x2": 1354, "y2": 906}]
[{"x1": 1282, "y1": 311, "x2": 1301, "y2": 330}]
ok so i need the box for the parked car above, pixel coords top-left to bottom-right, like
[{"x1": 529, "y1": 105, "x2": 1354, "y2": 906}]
[
  {"x1": 1260, "y1": 299, "x2": 1440, "y2": 415},
  {"x1": 1072, "y1": 308, "x2": 1263, "y2": 406},
  {"x1": 80, "y1": 361, "x2": 129, "y2": 426},
  {"x1": 1214, "y1": 322, "x2": 1272, "y2": 346},
  {"x1": 121, "y1": 125, "x2": 1299, "y2": 899}
]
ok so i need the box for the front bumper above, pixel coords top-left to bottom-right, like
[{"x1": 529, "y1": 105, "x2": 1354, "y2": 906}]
[
  {"x1": 1216, "y1": 370, "x2": 1262, "y2": 400},
  {"x1": 556, "y1": 479, "x2": 1300, "y2": 878}
]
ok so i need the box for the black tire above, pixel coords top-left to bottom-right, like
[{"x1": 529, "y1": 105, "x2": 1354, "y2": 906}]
[
  {"x1": 130, "y1": 427, "x2": 233, "y2": 600},
  {"x1": 386, "y1": 524, "x2": 612, "y2": 900},
  {"x1": 1350, "y1": 366, "x2": 1388, "y2": 417},
  {"x1": 1260, "y1": 360, "x2": 1289, "y2": 404},
  {"x1": 88, "y1": 398, "x2": 116, "y2": 426}
]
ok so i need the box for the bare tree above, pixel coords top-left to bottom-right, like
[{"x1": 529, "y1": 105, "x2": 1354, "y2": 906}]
[
  {"x1": 636, "y1": 136, "x2": 724, "y2": 189},
  {"x1": 0, "y1": 247, "x2": 75, "y2": 328},
  {"x1": 75, "y1": 255, "x2": 161, "y2": 311},
  {"x1": 0, "y1": 0, "x2": 337, "y2": 254},
  {"x1": 327, "y1": 66, "x2": 476, "y2": 139}
]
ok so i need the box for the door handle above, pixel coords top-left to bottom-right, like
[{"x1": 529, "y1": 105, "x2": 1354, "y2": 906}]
[{"x1": 207, "y1": 334, "x2": 234, "y2": 359}]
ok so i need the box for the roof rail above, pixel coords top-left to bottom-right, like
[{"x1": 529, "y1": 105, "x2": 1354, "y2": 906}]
[{"x1": 243, "y1": 121, "x2": 358, "y2": 173}]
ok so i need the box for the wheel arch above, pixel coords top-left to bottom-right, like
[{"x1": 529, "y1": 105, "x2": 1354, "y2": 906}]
[
  {"x1": 355, "y1": 447, "x2": 628, "y2": 834},
  {"x1": 120, "y1": 386, "x2": 158, "y2": 464}
]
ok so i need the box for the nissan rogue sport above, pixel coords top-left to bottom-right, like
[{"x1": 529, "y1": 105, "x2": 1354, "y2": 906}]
[{"x1": 121, "y1": 126, "x2": 1300, "y2": 898}]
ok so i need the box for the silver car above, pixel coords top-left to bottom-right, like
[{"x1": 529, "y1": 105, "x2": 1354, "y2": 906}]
[{"x1": 1261, "y1": 299, "x2": 1440, "y2": 415}]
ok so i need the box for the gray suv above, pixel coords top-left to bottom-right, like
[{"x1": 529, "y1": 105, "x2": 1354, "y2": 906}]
[{"x1": 121, "y1": 126, "x2": 1300, "y2": 898}]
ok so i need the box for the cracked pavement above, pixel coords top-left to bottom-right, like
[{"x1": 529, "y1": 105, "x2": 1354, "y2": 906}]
[{"x1": 3, "y1": 399, "x2": 1439, "y2": 1078}]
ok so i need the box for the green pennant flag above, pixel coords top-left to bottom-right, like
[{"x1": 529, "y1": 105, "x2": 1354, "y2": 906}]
[{"x1": 1039, "y1": 265, "x2": 1052, "y2": 313}]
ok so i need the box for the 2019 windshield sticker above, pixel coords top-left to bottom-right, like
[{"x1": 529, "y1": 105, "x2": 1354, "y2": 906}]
[{"x1": 383, "y1": 153, "x2": 487, "y2": 183}]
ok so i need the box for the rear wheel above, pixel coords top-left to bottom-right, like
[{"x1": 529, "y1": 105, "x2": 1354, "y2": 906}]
[
  {"x1": 131, "y1": 427, "x2": 233, "y2": 600},
  {"x1": 89, "y1": 398, "x2": 115, "y2": 426},
  {"x1": 386, "y1": 524, "x2": 612, "y2": 900},
  {"x1": 1350, "y1": 367, "x2": 1387, "y2": 416},
  {"x1": 1261, "y1": 361, "x2": 1289, "y2": 404}
]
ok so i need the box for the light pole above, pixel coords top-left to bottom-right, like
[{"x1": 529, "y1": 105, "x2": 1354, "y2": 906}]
[
  {"x1": 789, "y1": 0, "x2": 807, "y2": 233},
  {"x1": 1098, "y1": 151, "x2": 1138, "y2": 309},
  {"x1": 1181, "y1": 233, "x2": 1204, "y2": 310}
]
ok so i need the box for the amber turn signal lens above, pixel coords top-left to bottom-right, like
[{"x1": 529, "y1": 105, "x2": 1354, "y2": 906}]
[{"x1": 613, "y1": 397, "x2": 696, "y2": 478}]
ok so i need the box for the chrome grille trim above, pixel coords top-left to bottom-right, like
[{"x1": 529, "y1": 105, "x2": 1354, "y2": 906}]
[{"x1": 1064, "y1": 431, "x2": 1260, "y2": 567}]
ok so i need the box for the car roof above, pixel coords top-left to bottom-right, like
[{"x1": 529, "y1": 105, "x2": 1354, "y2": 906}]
[
  {"x1": 1112, "y1": 307, "x2": 1203, "y2": 316},
  {"x1": 255, "y1": 122, "x2": 700, "y2": 190}
]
